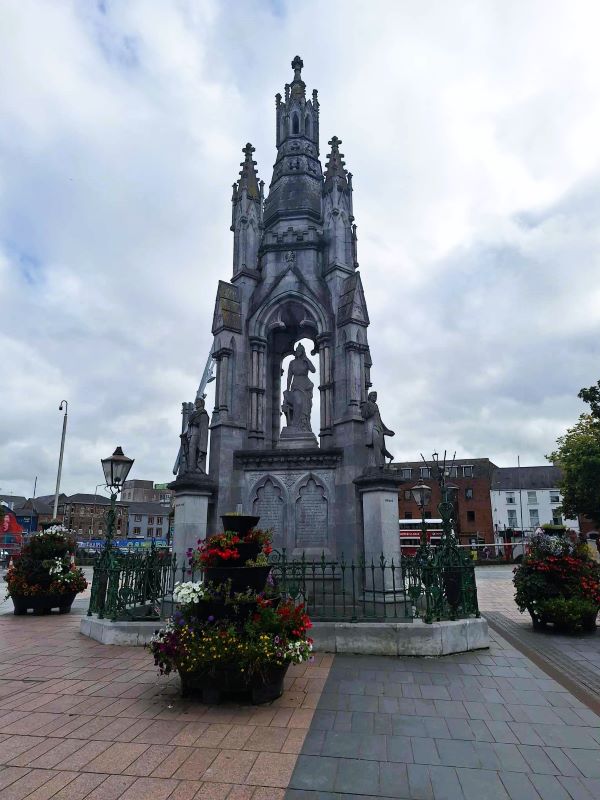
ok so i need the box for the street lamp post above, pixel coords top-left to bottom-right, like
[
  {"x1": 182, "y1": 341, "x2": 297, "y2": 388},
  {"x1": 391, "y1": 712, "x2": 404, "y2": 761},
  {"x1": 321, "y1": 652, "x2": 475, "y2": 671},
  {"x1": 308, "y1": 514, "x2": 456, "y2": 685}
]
[
  {"x1": 89, "y1": 447, "x2": 134, "y2": 619},
  {"x1": 52, "y1": 401, "x2": 68, "y2": 521},
  {"x1": 411, "y1": 482, "x2": 432, "y2": 562},
  {"x1": 100, "y1": 447, "x2": 135, "y2": 553}
]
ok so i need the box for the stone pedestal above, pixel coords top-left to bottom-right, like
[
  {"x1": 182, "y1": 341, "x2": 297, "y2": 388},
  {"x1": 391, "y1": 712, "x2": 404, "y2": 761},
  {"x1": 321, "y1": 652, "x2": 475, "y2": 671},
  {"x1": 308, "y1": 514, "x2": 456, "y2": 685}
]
[
  {"x1": 279, "y1": 428, "x2": 319, "y2": 449},
  {"x1": 355, "y1": 470, "x2": 402, "y2": 591},
  {"x1": 168, "y1": 473, "x2": 216, "y2": 568}
]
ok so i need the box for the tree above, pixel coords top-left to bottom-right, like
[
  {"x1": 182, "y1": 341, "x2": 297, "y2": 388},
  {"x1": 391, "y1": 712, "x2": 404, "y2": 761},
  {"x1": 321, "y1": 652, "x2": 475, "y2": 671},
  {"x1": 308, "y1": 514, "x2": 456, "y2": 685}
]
[
  {"x1": 548, "y1": 412, "x2": 600, "y2": 526},
  {"x1": 578, "y1": 379, "x2": 600, "y2": 420}
]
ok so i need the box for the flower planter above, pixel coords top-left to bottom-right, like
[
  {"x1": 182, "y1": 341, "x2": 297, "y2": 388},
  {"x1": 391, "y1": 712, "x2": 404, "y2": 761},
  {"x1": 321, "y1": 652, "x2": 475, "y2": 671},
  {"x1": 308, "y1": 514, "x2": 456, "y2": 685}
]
[
  {"x1": 204, "y1": 564, "x2": 271, "y2": 594},
  {"x1": 528, "y1": 605, "x2": 599, "y2": 634},
  {"x1": 190, "y1": 598, "x2": 259, "y2": 623},
  {"x1": 12, "y1": 592, "x2": 77, "y2": 616},
  {"x1": 235, "y1": 541, "x2": 262, "y2": 564},
  {"x1": 221, "y1": 515, "x2": 260, "y2": 536},
  {"x1": 179, "y1": 662, "x2": 289, "y2": 704}
]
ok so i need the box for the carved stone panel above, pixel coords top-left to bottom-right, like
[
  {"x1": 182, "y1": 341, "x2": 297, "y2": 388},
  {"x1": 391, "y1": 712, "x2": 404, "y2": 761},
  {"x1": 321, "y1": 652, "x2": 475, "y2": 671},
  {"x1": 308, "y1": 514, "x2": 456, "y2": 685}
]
[
  {"x1": 252, "y1": 478, "x2": 285, "y2": 549},
  {"x1": 295, "y1": 477, "x2": 328, "y2": 550}
]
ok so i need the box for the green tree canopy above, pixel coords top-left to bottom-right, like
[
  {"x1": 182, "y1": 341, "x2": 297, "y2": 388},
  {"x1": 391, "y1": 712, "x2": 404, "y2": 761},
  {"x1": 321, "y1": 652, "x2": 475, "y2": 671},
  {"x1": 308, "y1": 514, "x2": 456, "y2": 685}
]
[{"x1": 548, "y1": 411, "x2": 600, "y2": 527}]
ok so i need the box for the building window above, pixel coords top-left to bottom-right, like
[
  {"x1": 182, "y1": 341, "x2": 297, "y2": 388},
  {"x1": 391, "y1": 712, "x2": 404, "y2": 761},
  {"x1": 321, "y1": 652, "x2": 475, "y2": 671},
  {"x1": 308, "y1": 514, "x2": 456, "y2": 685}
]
[
  {"x1": 147, "y1": 528, "x2": 154, "y2": 537},
  {"x1": 527, "y1": 491, "x2": 537, "y2": 504},
  {"x1": 403, "y1": 490, "x2": 412, "y2": 500},
  {"x1": 467, "y1": 510, "x2": 475, "y2": 522},
  {"x1": 133, "y1": 527, "x2": 141, "y2": 535},
  {"x1": 465, "y1": 488, "x2": 473, "y2": 500},
  {"x1": 447, "y1": 466, "x2": 458, "y2": 477},
  {"x1": 462, "y1": 465, "x2": 474, "y2": 478},
  {"x1": 507, "y1": 509, "x2": 518, "y2": 528},
  {"x1": 156, "y1": 527, "x2": 162, "y2": 536},
  {"x1": 552, "y1": 510, "x2": 563, "y2": 526},
  {"x1": 148, "y1": 516, "x2": 154, "y2": 525},
  {"x1": 550, "y1": 491, "x2": 560, "y2": 503},
  {"x1": 134, "y1": 514, "x2": 142, "y2": 522},
  {"x1": 156, "y1": 516, "x2": 163, "y2": 524},
  {"x1": 404, "y1": 512, "x2": 413, "y2": 519},
  {"x1": 529, "y1": 508, "x2": 539, "y2": 527},
  {"x1": 506, "y1": 492, "x2": 516, "y2": 505},
  {"x1": 420, "y1": 467, "x2": 431, "y2": 478},
  {"x1": 401, "y1": 468, "x2": 412, "y2": 479}
]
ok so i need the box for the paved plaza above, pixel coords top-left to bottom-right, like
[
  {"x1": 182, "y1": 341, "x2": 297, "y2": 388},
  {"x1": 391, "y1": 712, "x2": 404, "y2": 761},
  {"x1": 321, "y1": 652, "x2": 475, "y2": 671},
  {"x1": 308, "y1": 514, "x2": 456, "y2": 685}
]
[{"x1": 0, "y1": 567, "x2": 599, "y2": 799}]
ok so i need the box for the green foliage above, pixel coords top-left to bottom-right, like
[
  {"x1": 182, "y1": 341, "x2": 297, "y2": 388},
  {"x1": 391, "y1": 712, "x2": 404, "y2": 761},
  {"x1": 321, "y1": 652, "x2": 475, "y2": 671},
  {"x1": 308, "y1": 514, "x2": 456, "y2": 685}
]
[
  {"x1": 548, "y1": 414, "x2": 600, "y2": 525},
  {"x1": 578, "y1": 379, "x2": 600, "y2": 420},
  {"x1": 535, "y1": 597, "x2": 598, "y2": 633}
]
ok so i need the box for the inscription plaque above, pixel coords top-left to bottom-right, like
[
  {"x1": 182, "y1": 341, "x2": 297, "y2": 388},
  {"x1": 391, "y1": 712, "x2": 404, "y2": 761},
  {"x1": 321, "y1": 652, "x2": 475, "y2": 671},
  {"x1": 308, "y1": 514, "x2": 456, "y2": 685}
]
[
  {"x1": 295, "y1": 478, "x2": 328, "y2": 549},
  {"x1": 252, "y1": 479, "x2": 284, "y2": 548}
]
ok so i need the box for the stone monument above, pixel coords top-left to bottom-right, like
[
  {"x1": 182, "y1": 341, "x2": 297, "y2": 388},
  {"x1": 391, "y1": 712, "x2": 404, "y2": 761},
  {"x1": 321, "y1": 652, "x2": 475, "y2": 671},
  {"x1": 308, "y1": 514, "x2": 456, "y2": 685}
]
[{"x1": 170, "y1": 57, "x2": 400, "y2": 563}]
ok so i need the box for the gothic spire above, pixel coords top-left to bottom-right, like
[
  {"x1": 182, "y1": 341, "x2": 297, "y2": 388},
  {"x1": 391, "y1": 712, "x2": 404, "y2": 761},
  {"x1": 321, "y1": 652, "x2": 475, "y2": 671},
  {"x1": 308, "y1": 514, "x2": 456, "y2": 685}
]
[
  {"x1": 235, "y1": 142, "x2": 261, "y2": 201},
  {"x1": 289, "y1": 55, "x2": 306, "y2": 99},
  {"x1": 323, "y1": 136, "x2": 348, "y2": 193}
]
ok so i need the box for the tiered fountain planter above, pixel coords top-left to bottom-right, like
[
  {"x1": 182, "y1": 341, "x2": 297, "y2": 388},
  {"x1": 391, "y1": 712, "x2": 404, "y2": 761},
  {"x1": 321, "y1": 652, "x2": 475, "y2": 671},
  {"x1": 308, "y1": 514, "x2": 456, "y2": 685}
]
[
  {"x1": 6, "y1": 526, "x2": 87, "y2": 616},
  {"x1": 150, "y1": 515, "x2": 313, "y2": 704}
]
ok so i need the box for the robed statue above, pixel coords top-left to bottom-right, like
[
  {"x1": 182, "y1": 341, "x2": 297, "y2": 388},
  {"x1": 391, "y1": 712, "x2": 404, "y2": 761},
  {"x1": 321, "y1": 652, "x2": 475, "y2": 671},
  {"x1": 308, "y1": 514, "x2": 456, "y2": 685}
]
[
  {"x1": 174, "y1": 396, "x2": 209, "y2": 475},
  {"x1": 361, "y1": 390, "x2": 395, "y2": 467},
  {"x1": 281, "y1": 343, "x2": 316, "y2": 432}
]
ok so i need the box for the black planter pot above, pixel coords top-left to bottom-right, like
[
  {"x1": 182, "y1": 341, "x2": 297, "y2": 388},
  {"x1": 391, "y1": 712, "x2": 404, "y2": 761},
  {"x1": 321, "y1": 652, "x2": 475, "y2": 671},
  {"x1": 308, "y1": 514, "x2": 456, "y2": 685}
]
[
  {"x1": 189, "y1": 598, "x2": 259, "y2": 623},
  {"x1": 221, "y1": 515, "x2": 260, "y2": 537},
  {"x1": 179, "y1": 662, "x2": 289, "y2": 704},
  {"x1": 235, "y1": 541, "x2": 262, "y2": 564},
  {"x1": 12, "y1": 592, "x2": 77, "y2": 616},
  {"x1": 204, "y1": 565, "x2": 271, "y2": 594}
]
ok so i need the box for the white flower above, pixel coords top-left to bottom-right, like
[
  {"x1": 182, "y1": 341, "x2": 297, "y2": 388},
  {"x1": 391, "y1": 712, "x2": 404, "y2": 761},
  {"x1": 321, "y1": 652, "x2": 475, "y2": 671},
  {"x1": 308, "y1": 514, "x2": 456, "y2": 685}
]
[{"x1": 173, "y1": 581, "x2": 206, "y2": 605}]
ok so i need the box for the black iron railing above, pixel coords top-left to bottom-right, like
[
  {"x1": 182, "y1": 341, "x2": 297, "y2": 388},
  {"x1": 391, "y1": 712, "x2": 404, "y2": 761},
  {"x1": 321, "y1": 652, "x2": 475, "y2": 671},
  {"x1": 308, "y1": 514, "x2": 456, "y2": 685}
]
[{"x1": 87, "y1": 545, "x2": 479, "y2": 624}]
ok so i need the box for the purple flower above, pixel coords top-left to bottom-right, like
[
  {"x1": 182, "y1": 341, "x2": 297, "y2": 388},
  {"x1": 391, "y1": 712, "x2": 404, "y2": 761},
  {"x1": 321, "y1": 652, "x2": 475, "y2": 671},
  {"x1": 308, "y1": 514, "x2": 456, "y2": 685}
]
[
  {"x1": 274, "y1": 635, "x2": 280, "y2": 644},
  {"x1": 309, "y1": 655, "x2": 315, "y2": 663},
  {"x1": 207, "y1": 615, "x2": 215, "y2": 622}
]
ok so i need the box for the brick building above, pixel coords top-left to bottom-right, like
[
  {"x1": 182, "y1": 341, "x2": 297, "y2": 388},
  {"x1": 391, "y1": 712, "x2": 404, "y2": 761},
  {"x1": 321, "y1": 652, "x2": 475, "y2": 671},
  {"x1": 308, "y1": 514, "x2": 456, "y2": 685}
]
[
  {"x1": 58, "y1": 494, "x2": 128, "y2": 540},
  {"x1": 392, "y1": 458, "x2": 498, "y2": 544},
  {"x1": 121, "y1": 480, "x2": 173, "y2": 504}
]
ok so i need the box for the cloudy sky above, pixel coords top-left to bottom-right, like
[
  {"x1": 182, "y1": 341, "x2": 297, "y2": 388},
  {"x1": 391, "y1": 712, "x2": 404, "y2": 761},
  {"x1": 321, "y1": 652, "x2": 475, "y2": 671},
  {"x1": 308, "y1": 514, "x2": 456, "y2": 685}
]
[{"x1": 1, "y1": 0, "x2": 600, "y2": 499}]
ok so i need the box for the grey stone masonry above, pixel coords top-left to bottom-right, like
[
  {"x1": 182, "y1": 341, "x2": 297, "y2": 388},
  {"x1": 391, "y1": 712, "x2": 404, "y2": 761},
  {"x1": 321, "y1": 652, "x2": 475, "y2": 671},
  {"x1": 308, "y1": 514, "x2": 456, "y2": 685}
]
[
  {"x1": 286, "y1": 628, "x2": 600, "y2": 799},
  {"x1": 185, "y1": 56, "x2": 397, "y2": 558}
]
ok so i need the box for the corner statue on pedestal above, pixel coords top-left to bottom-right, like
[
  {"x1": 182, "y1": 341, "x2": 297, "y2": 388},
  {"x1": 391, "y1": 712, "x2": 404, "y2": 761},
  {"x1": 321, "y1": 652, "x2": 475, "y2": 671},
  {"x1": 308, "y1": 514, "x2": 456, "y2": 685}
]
[
  {"x1": 174, "y1": 396, "x2": 209, "y2": 475},
  {"x1": 361, "y1": 391, "x2": 395, "y2": 467},
  {"x1": 281, "y1": 343, "x2": 316, "y2": 432}
]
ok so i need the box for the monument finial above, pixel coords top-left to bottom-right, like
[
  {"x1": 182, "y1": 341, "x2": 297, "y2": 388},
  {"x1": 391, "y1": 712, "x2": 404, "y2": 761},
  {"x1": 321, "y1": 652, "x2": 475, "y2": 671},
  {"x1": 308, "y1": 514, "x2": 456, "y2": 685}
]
[
  {"x1": 236, "y1": 142, "x2": 260, "y2": 200},
  {"x1": 323, "y1": 135, "x2": 348, "y2": 192},
  {"x1": 291, "y1": 55, "x2": 303, "y2": 81}
]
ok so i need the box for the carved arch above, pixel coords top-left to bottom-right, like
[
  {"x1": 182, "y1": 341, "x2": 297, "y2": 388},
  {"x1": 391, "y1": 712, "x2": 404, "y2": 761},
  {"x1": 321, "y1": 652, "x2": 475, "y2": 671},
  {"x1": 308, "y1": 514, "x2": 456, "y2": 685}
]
[
  {"x1": 249, "y1": 474, "x2": 288, "y2": 550},
  {"x1": 249, "y1": 290, "x2": 330, "y2": 339},
  {"x1": 292, "y1": 112, "x2": 300, "y2": 134}
]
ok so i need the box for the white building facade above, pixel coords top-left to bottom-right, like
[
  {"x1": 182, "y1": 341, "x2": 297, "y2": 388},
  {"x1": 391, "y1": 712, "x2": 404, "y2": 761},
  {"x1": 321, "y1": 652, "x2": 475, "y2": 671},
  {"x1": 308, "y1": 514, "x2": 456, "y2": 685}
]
[{"x1": 490, "y1": 465, "x2": 579, "y2": 534}]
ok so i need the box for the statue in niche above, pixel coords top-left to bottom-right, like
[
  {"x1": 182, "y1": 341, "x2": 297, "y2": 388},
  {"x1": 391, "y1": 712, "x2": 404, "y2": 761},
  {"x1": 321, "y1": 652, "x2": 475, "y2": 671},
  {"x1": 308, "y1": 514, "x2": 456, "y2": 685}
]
[
  {"x1": 361, "y1": 390, "x2": 395, "y2": 467},
  {"x1": 177, "y1": 396, "x2": 209, "y2": 474},
  {"x1": 281, "y1": 343, "x2": 316, "y2": 432}
]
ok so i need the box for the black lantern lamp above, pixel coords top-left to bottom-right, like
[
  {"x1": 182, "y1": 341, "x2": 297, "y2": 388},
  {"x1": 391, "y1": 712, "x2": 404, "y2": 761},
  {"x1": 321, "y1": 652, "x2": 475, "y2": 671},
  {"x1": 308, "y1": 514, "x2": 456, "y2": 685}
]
[
  {"x1": 101, "y1": 446, "x2": 134, "y2": 492},
  {"x1": 411, "y1": 482, "x2": 432, "y2": 556}
]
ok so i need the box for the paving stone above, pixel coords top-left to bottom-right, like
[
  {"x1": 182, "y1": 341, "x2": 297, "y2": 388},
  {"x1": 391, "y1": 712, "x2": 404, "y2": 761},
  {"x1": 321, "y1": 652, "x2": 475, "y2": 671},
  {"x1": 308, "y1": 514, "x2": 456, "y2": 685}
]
[
  {"x1": 528, "y1": 773, "x2": 572, "y2": 800},
  {"x1": 456, "y1": 768, "x2": 510, "y2": 800},
  {"x1": 561, "y1": 748, "x2": 600, "y2": 778},
  {"x1": 407, "y1": 764, "x2": 434, "y2": 800},
  {"x1": 428, "y1": 765, "x2": 465, "y2": 800},
  {"x1": 379, "y1": 762, "x2": 410, "y2": 798},
  {"x1": 289, "y1": 755, "x2": 338, "y2": 792},
  {"x1": 333, "y1": 757, "x2": 380, "y2": 795}
]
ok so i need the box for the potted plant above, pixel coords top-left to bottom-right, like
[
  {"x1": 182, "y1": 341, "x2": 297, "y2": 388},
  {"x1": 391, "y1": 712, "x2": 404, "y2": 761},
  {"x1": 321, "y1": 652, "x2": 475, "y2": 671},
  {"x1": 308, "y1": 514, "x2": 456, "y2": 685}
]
[
  {"x1": 220, "y1": 513, "x2": 260, "y2": 537},
  {"x1": 513, "y1": 529, "x2": 600, "y2": 633},
  {"x1": 6, "y1": 526, "x2": 88, "y2": 615},
  {"x1": 150, "y1": 593, "x2": 312, "y2": 703},
  {"x1": 189, "y1": 529, "x2": 273, "y2": 594}
]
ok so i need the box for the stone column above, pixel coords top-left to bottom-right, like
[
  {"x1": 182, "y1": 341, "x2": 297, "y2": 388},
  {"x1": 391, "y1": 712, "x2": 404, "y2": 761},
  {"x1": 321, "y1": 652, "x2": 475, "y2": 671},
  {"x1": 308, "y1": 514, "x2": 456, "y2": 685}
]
[
  {"x1": 248, "y1": 336, "x2": 266, "y2": 441},
  {"x1": 344, "y1": 340, "x2": 367, "y2": 411},
  {"x1": 168, "y1": 474, "x2": 216, "y2": 572},
  {"x1": 214, "y1": 346, "x2": 233, "y2": 417},
  {"x1": 355, "y1": 472, "x2": 402, "y2": 593},
  {"x1": 317, "y1": 333, "x2": 333, "y2": 444}
]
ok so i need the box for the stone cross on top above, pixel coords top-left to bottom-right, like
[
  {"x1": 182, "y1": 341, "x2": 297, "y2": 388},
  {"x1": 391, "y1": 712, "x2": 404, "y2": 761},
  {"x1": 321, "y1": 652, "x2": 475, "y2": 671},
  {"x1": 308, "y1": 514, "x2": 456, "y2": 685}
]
[{"x1": 291, "y1": 55, "x2": 303, "y2": 81}]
